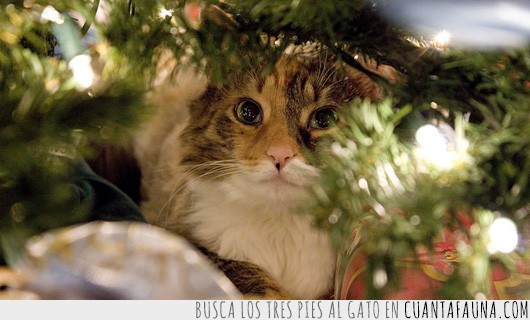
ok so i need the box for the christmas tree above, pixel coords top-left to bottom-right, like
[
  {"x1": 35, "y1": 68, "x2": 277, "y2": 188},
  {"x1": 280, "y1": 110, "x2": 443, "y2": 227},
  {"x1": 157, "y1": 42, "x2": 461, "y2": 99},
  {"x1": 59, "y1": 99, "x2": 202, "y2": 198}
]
[{"x1": 0, "y1": 0, "x2": 528, "y2": 299}]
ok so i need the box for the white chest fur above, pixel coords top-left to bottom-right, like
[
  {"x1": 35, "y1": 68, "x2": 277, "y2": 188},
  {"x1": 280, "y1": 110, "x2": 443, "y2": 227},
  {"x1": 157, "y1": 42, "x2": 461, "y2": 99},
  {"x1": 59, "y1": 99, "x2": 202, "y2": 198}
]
[
  {"x1": 136, "y1": 67, "x2": 337, "y2": 299},
  {"x1": 184, "y1": 180, "x2": 337, "y2": 299}
]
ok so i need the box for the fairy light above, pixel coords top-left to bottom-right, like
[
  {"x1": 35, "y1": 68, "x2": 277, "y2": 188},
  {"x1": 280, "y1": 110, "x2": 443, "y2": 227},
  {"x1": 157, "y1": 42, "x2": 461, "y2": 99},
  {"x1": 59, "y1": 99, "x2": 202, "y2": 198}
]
[
  {"x1": 41, "y1": 5, "x2": 65, "y2": 24},
  {"x1": 43, "y1": 6, "x2": 92, "y2": 90},
  {"x1": 373, "y1": 268, "x2": 388, "y2": 289},
  {"x1": 487, "y1": 217, "x2": 519, "y2": 253},
  {"x1": 159, "y1": 7, "x2": 173, "y2": 19},
  {"x1": 414, "y1": 124, "x2": 469, "y2": 170},
  {"x1": 433, "y1": 30, "x2": 451, "y2": 48},
  {"x1": 68, "y1": 54, "x2": 94, "y2": 89},
  {"x1": 415, "y1": 124, "x2": 452, "y2": 169}
]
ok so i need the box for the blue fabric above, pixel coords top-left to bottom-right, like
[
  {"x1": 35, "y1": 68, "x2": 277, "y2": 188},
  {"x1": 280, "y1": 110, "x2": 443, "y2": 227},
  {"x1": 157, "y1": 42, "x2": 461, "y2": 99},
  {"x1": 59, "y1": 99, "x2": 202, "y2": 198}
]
[
  {"x1": 72, "y1": 158, "x2": 146, "y2": 223},
  {"x1": 0, "y1": 159, "x2": 145, "y2": 266}
]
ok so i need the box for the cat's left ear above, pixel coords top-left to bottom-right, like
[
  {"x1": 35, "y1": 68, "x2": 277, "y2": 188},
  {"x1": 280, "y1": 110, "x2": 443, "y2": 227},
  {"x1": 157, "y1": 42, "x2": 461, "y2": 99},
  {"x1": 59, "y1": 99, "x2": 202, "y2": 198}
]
[
  {"x1": 358, "y1": 57, "x2": 402, "y2": 85},
  {"x1": 349, "y1": 56, "x2": 404, "y2": 100}
]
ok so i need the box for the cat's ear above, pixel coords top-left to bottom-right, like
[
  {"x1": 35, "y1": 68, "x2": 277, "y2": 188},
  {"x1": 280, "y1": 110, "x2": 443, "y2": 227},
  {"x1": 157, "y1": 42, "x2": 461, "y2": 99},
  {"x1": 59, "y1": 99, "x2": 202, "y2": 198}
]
[
  {"x1": 342, "y1": 55, "x2": 403, "y2": 100},
  {"x1": 356, "y1": 56, "x2": 402, "y2": 84}
]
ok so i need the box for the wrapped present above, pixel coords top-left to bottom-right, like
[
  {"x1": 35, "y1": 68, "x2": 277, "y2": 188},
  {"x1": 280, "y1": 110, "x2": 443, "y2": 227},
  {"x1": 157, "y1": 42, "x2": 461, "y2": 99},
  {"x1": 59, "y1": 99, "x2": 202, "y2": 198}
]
[
  {"x1": 12, "y1": 221, "x2": 241, "y2": 299},
  {"x1": 335, "y1": 220, "x2": 529, "y2": 300}
]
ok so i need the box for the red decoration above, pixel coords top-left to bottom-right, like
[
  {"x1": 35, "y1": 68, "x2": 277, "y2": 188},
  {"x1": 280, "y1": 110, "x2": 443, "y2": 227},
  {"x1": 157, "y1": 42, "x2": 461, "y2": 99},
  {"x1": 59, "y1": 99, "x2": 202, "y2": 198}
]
[{"x1": 335, "y1": 213, "x2": 529, "y2": 300}]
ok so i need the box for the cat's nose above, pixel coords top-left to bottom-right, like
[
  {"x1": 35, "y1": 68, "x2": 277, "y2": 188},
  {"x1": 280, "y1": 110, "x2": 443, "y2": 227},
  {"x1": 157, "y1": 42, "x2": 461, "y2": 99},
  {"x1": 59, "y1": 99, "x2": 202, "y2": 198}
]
[{"x1": 267, "y1": 143, "x2": 296, "y2": 171}]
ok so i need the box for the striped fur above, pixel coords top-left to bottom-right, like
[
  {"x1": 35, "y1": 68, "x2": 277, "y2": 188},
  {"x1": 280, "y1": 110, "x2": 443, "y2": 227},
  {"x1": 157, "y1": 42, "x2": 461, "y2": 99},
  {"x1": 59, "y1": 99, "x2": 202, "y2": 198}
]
[{"x1": 134, "y1": 54, "x2": 383, "y2": 299}]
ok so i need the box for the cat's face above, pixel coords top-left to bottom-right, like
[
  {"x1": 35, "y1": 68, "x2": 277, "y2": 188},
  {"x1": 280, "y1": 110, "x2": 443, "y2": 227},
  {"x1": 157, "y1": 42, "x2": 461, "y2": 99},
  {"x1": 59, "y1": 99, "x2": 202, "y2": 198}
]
[{"x1": 180, "y1": 55, "x2": 381, "y2": 205}]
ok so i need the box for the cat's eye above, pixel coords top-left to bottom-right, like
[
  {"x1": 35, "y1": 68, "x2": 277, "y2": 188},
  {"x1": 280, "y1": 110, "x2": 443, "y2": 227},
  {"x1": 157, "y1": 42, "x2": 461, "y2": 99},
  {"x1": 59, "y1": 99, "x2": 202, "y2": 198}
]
[
  {"x1": 308, "y1": 107, "x2": 338, "y2": 130},
  {"x1": 234, "y1": 99, "x2": 262, "y2": 125}
]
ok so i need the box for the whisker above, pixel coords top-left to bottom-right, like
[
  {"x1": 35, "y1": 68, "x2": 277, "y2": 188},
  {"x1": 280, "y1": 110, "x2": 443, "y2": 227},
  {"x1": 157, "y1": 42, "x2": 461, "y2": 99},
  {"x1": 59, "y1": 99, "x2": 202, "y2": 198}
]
[
  {"x1": 153, "y1": 164, "x2": 244, "y2": 225},
  {"x1": 187, "y1": 169, "x2": 246, "y2": 195},
  {"x1": 319, "y1": 65, "x2": 338, "y2": 88},
  {"x1": 316, "y1": 57, "x2": 332, "y2": 87}
]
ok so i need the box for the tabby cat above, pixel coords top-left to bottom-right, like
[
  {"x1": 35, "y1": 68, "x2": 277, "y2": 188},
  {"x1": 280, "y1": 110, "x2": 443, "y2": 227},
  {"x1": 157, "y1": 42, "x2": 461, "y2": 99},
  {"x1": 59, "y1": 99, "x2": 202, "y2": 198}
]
[{"x1": 133, "y1": 52, "x2": 384, "y2": 299}]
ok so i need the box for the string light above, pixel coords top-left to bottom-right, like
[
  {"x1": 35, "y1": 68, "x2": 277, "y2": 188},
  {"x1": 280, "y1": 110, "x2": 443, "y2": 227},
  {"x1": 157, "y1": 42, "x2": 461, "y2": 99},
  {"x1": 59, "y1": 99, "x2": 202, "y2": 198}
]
[
  {"x1": 433, "y1": 30, "x2": 451, "y2": 48},
  {"x1": 373, "y1": 268, "x2": 388, "y2": 289},
  {"x1": 414, "y1": 123, "x2": 469, "y2": 170},
  {"x1": 415, "y1": 124, "x2": 452, "y2": 169},
  {"x1": 159, "y1": 7, "x2": 173, "y2": 19},
  {"x1": 41, "y1": 5, "x2": 64, "y2": 24},
  {"x1": 487, "y1": 217, "x2": 519, "y2": 253},
  {"x1": 416, "y1": 124, "x2": 446, "y2": 147},
  {"x1": 68, "y1": 54, "x2": 94, "y2": 89}
]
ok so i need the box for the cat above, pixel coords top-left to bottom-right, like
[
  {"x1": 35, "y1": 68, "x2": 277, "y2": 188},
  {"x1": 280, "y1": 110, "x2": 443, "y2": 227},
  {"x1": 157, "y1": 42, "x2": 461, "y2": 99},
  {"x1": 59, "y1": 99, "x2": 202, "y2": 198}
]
[{"x1": 132, "y1": 51, "x2": 385, "y2": 299}]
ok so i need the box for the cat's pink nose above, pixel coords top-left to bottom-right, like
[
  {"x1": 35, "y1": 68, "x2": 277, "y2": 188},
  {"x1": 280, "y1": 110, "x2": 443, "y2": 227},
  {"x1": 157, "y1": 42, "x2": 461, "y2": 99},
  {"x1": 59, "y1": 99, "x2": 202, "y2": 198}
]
[{"x1": 267, "y1": 143, "x2": 296, "y2": 171}]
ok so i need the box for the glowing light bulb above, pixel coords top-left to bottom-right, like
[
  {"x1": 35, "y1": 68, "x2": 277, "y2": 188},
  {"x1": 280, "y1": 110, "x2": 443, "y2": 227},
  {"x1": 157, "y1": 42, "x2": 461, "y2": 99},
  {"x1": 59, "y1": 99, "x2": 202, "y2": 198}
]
[
  {"x1": 159, "y1": 7, "x2": 173, "y2": 19},
  {"x1": 416, "y1": 124, "x2": 446, "y2": 149},
  {"x1": 373, "y1": 268, "x2": 388, "y2": 289},
  {"x1": 68, "y1": 54, "x2": 94, "y2": 89},
  {"x1": 433, "y1": 30, "x2": 451, "y2": 48},
  {"x1": 488, "y1": 217, "x2": 518, "y2": 253},
  {"x1": 414, "y1": 122, "x2": 471, "y2": 170},
  {"x1": 415, "y1": 124, "x2": 452, "y2": 169},
  {"x1": 41, "y1": 5, "x2": 65, "y2": 24}
]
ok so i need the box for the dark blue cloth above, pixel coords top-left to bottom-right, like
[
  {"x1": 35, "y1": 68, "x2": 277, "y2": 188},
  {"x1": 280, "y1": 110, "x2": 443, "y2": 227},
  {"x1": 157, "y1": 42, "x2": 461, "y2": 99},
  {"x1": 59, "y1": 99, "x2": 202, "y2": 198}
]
[
  {"x1": 0, "y1": 159, "x2": 145, "y2": 266},
  {"x1": 72, "y1": 158, "x2": 146, "y2": 223}
]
